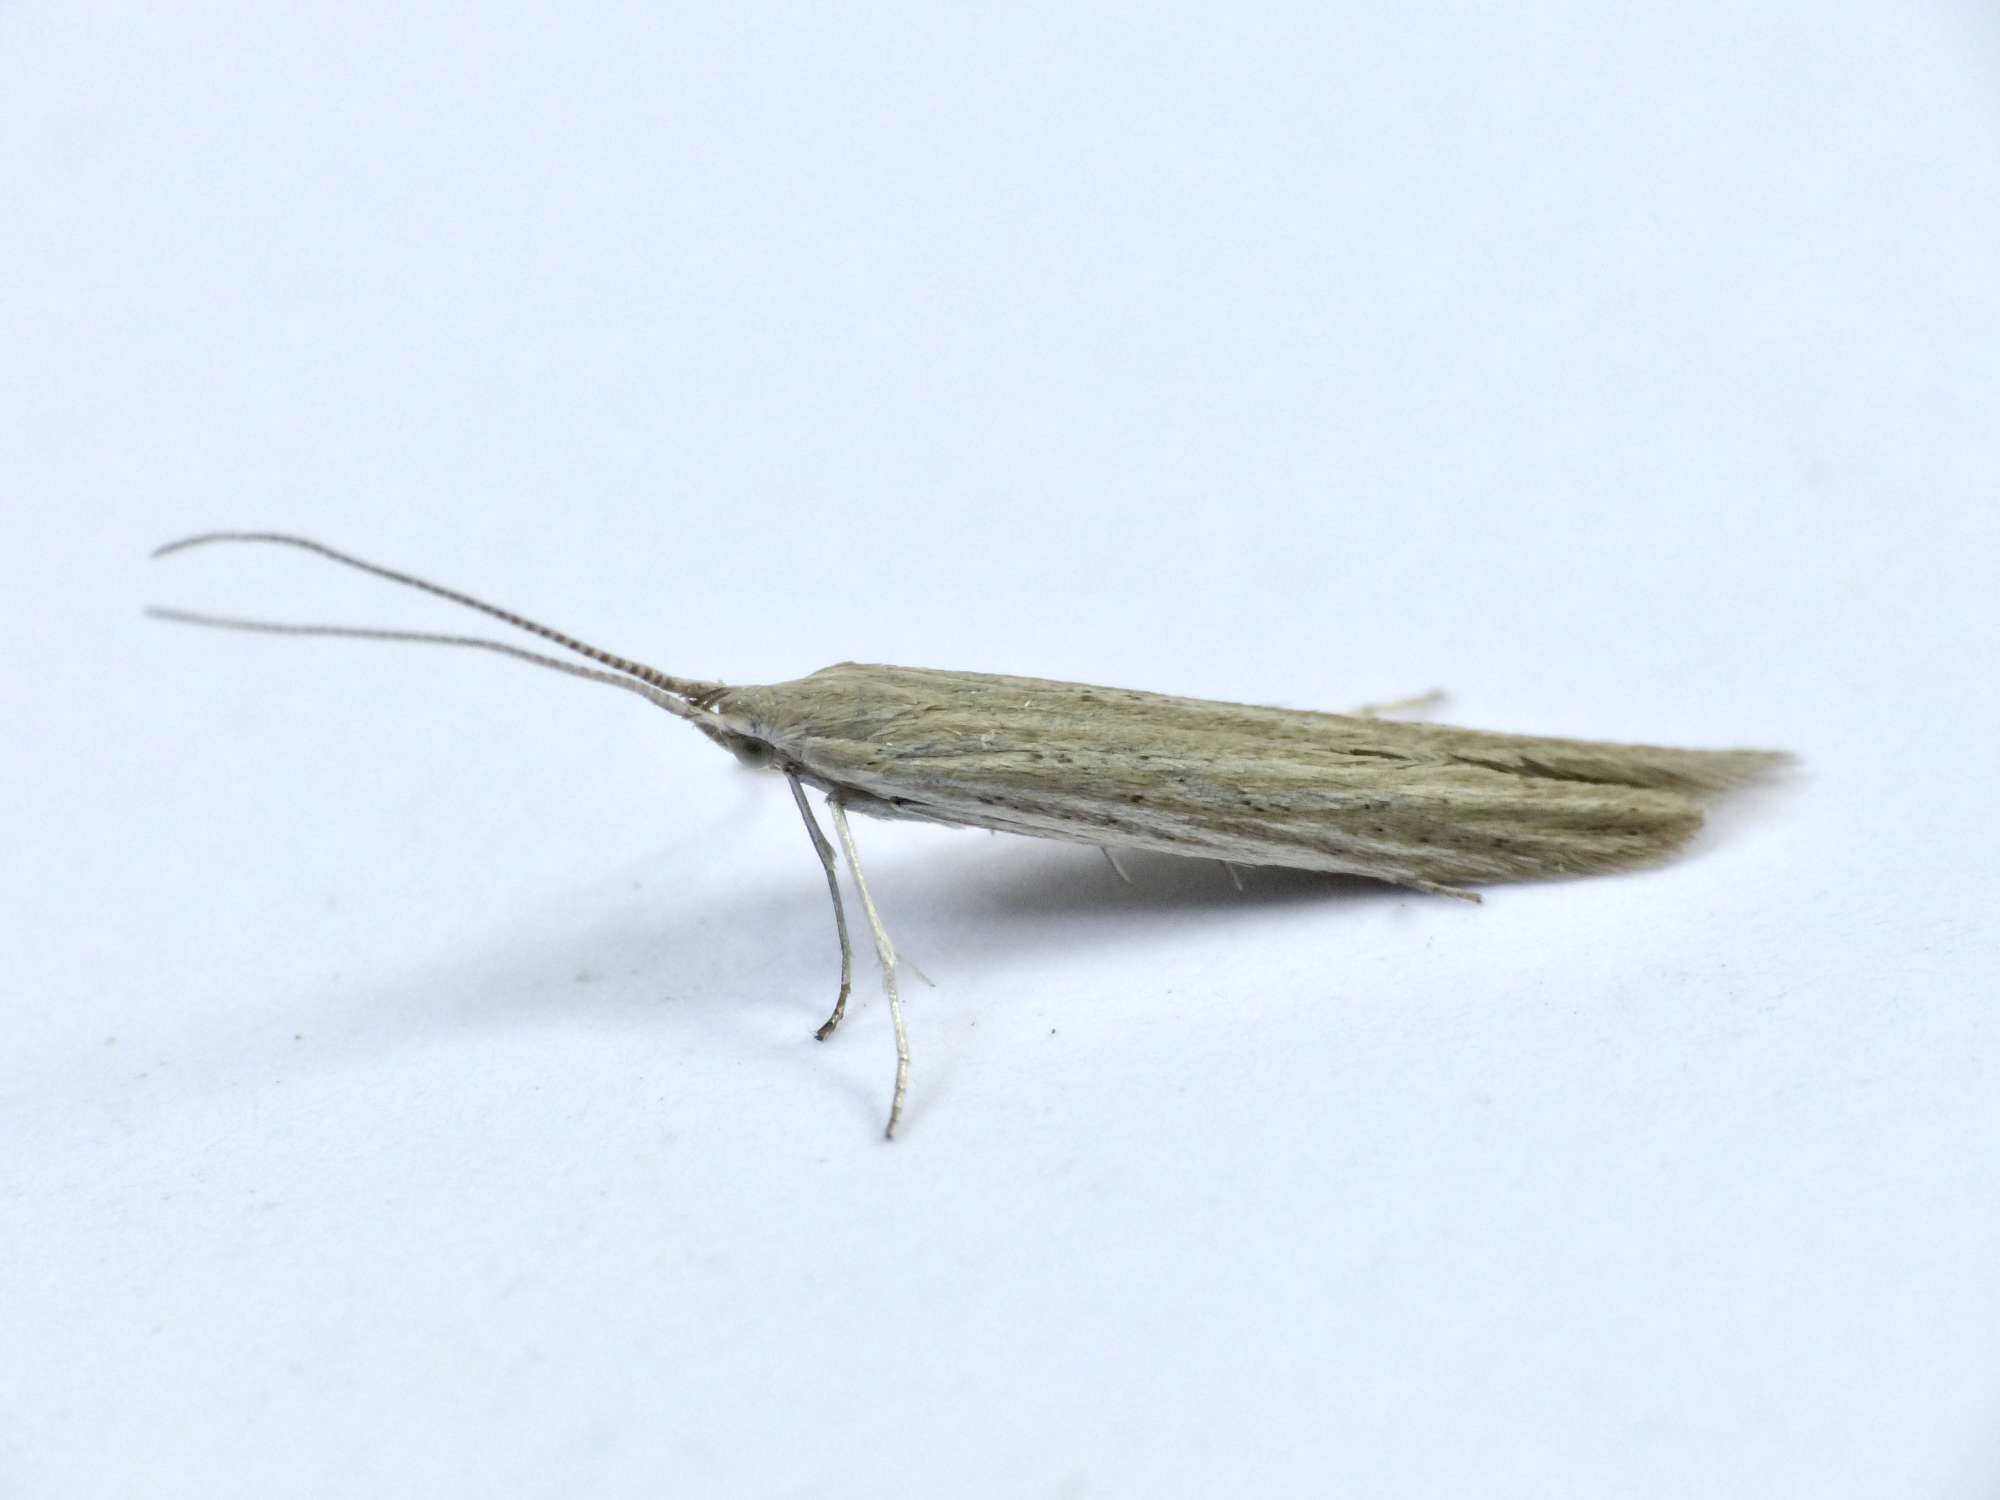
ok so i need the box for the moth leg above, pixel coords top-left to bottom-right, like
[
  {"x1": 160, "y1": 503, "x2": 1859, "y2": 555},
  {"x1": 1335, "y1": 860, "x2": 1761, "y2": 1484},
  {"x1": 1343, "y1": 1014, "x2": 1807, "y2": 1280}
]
[
  {"x1": 1400, "y1": 876, "x2": 1482, "y2": 904},
  {"x1": 1220, "y1": 861, "x2": 1247, "y2": 891},
  {"x1": 1349, "y1": 689, "x2": 1448, "y2": 719},
  {"x1": 787, "y1": 772, "x2": 852, "y2": 1042},
  {"x1": 1101, "y1": 846, "x2": 1134, "y2": 884},
  {"x1": 829, "y1": 800, "x2": 912, "y2": 1140}
]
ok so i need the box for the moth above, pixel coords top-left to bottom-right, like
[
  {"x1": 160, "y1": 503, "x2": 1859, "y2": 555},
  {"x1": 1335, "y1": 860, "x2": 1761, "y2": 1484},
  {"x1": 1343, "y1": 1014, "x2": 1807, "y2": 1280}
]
[{"x1": 151, "y1": 532, "x2": 1791, "y2": 1138}]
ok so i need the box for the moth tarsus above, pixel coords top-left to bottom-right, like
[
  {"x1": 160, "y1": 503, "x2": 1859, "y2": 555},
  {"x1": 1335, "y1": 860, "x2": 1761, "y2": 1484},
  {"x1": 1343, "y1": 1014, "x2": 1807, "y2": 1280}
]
[
  {"x1": 787, "y1": 772, "x2": 852, "y2": 1044},
  {"x1": 828, "y1": 799, "x2": 909, "y2": 1139},
  {"x1": 151, "y1": 531, "x2": 1793, "y2": 1139}
]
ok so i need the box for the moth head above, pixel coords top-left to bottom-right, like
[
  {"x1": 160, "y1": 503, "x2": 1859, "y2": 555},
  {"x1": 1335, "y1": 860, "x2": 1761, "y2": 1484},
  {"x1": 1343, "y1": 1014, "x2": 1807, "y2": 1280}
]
[{"x1": 719, "y1": 732, "x2": 777, "y2": 770}]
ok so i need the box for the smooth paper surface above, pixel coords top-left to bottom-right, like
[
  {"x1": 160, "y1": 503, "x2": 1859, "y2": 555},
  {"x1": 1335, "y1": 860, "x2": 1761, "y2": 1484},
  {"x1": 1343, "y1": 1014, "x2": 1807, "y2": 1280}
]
[{"x1": 5, "y1": 5, "x2": 1996, "y2": 1496}]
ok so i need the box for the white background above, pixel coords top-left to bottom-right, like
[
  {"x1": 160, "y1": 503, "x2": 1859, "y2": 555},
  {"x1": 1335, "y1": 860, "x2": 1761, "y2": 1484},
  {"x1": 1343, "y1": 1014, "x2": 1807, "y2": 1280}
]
[{"x1": 5, "y1": 4, "x2": 1997, "y2": 1496}]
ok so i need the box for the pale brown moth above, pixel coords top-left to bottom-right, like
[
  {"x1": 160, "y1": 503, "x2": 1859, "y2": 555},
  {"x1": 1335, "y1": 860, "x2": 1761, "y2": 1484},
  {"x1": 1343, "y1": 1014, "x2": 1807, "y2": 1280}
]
[{"x1": 151, "y1": 532, "x2": 1791, "y2": 1138}]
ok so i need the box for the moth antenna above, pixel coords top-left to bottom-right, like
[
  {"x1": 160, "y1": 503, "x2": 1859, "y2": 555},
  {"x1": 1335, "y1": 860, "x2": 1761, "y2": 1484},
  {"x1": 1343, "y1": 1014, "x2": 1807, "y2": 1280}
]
[
  {"x1": 144, "y1": 607, "x2": 710, "y2": 723},
  {"x1": 152, "y1": 531, "x2": 720, "y2": 702}
]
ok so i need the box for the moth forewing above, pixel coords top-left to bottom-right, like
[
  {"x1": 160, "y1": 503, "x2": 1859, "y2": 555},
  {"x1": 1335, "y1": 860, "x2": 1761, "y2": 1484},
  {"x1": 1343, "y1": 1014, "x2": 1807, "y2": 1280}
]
[
  {"x1": 153, "y1": 535, "x2": 1793, "y2": 1140},
  {"x1": 713, "y1": 664, "x2": 1787, "y2": 894}
]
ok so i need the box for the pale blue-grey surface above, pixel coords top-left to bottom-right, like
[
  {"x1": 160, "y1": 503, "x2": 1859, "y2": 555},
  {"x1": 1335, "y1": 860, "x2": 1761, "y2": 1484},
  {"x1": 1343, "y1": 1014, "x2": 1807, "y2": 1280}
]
[{"x1": 4, "y1": 4, "x2": 1996, "y2": 1495}]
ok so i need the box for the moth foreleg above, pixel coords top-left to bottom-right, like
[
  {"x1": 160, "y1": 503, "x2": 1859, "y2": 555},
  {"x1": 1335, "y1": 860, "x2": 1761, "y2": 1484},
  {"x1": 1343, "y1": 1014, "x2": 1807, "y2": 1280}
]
[
  {"x1": 828, "y1": 800, "x2": 911, "y2": 1141},
  {"x1": 1398, "y1": 876, "x2": 1482, "y2": 903},
  {"x1": 787, "y1": 772, "x2": 852, "y2": 1042}
]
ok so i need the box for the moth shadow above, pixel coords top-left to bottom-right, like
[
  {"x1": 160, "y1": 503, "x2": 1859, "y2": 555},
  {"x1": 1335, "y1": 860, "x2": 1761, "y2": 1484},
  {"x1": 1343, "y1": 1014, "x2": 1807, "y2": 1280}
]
[
  {"x1": 371, "y1": 840, "x2": 1397, "y2": 1031},
  {"x1": 251, "y1": 821, "x2": 1445, "y2": 1136},
  {"x1": 888, "y1": 838, "x2": 1416, "y2": 977},
  {"x1": 937, "y1": 841, "x2": 1397, "y2": 919},
  {"x1": 307, "y1": 833, "x2": 1386, "y2": 1034}
]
